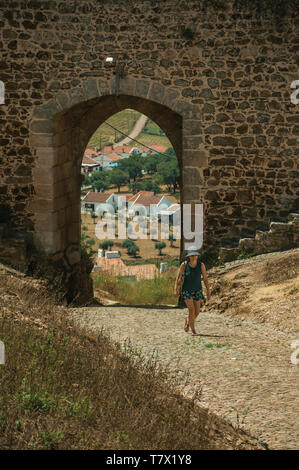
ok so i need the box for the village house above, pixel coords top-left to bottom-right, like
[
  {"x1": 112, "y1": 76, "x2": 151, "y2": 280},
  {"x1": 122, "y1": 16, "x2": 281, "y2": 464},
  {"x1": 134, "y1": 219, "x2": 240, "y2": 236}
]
[
  {"x1": 93, "y1": 152, "x2": 123, "y2": 170},
  {"x1": 127, "y1": 191, "x2": 173, "y2": 217},
  {"x1": 81, "y1": 154, "x2": 103, "y2": 174},
  {"x1": 81, "y1": 191, "x2": 118, "y2": 213}
]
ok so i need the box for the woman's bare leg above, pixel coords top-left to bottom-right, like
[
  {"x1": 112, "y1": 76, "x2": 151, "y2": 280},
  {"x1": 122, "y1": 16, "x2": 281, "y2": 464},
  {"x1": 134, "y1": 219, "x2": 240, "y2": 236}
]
[
  {"x1": 185, "y1": 299, "x2": 201, "y2": 331},
  {"x1": 184, "y1": 298, "x2": 198, "y2": 335},
  {"x1": 193, "y1": 299, "x2": 201, "y2": 319}
]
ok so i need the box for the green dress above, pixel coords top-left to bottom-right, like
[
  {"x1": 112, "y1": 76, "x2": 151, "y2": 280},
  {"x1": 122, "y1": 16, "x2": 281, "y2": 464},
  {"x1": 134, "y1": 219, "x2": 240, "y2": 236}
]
[{"x1": 181, "y1": 258, "x2": 204, "y2": 301}]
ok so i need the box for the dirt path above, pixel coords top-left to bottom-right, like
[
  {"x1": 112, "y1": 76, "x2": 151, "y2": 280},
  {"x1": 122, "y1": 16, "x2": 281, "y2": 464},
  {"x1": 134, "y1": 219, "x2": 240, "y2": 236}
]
[
  {"x1": 114, "y1": 114, "x2": 148, "y2": 147},
  {"x1": 69, "y1": 299, "x2": 298, "y2": 450}
]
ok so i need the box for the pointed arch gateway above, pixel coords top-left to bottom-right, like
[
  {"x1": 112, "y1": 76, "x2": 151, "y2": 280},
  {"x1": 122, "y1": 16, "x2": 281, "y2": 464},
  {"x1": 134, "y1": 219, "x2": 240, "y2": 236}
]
[{"x1": 28, "y1": 77, "x2": 203, "y2": 301}]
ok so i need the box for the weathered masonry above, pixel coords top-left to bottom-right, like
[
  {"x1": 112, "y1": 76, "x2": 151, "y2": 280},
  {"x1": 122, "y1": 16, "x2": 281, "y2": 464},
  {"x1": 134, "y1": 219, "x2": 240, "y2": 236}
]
[{"x1": 0, "y1": 0, "x2": 298, "y2": 304}]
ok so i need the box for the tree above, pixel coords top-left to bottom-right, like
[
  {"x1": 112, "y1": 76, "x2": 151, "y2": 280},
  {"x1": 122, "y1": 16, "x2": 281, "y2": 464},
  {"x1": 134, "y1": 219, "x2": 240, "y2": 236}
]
[
  {"x1": 99, "y1": 240, "x2": 114, "y2": 253},
  {"x1": 92, "y1": 178, "x2": 109, "y2": 192},
  {"x1": 129, "y1": 180, "x2": 144, "y2": 194},
  {"x1": 122, "y1": 239, "x2": 135, "y2": 249},
  {"x1": 117, "y1": 154, "x2": 143, "y2": 182},
  {"x1": 127, "y1": 243, "x2": 140, "y2": 258},
  {"x1": 143, "y1": 179, "x2": 160, "y2": 194},
  {"x1": 82, "y1": 173, "x2": 91, "y2": 187},
  {"x1": 86, "y1": 238, "x2": 95, "y2": 248},
  {"x1": 155, "y1": 241, "x2": 166, "y2": 256},
  {"x1": 144, "y1": 154, "x2": 158, "y2": 175},
  {"x1": 157, "y1": 160, "x2": 179, "y2": 193},
  {"x1": 109, "y1": 169, "x2": 129, "y2": 192}
]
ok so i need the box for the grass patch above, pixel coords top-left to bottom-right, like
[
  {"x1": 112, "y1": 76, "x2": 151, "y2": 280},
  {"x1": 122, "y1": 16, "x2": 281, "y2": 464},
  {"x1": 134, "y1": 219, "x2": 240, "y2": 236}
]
[
  {"x1": 93, "y1": 271, "x2": 176, "y2": 305},
  {"x1": 184, "y1": 337, "x2": 232, "y2": 351}
]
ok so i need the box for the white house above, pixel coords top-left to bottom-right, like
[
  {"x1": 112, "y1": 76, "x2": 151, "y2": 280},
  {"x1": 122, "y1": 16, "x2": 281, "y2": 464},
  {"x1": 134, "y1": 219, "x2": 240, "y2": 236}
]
[
  {"x1": 81, "y1": 191, "x2": 119, "y2": 214},
  {"x1": 81, "y1": 155, "x2": 103, "y2": 174},
  {"x1": 127, "y1": 191, "x2": 173, "y2": 217}
]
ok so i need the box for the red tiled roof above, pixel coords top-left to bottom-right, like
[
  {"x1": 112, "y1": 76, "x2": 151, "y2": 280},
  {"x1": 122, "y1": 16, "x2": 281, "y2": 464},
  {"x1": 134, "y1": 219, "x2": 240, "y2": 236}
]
[
  {"x1": 133, "y1": 194, "x2": 162, "y2": 207},
  {"x1": 128, "y1": 191, "x2": 154, "y2": 202},
  {"x1": 82, "y1": 155, "x2": 101, "y2": 165},
  {"x1": 104, "y1": 152, "x2": 123, "y2": 161},
  {"x1": 101, "y1": 146, "x2": 113, "y2": 152},
  {"x1": 84, "y1": 148, "x2": 97, "y2": 156},
  {"x1": 82, "y1": 191, "x2": 112, "y2": 203}
]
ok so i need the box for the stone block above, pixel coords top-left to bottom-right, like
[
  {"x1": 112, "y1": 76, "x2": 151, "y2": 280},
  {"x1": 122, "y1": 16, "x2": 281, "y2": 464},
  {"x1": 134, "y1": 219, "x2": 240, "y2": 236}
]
[
  {"x1": 97, "y1": 79, "x2": 111, "y2": 95},
  {"x1": 118, "y1": 76, "x2": 136, "y2": 96},
  {"x1": 68, "y1": 87, "x2": 85, "y2": 107},
  {"x1": 33, "y1": 100, "x2": 61, "y2": 119},
  {"x1": 35, "y1": 147, "x2": 57, "y2": 166},
  {"x1": 183, "y1": 135, "x2": 202, "y2": 150},
  {"x1": 32, "y1": 166, "x2": 62, "y2": 185},
  {"x1": 213, "y1": 136, "x2": 238, "y2": 147},
  {"x1": 183, "y1": 150, "x2": 208, "y2": 167},
  {"x1": 239, "y1": 237, "x2": 255, "y2": 251},
  {"x1": 30, "y1": 119, "x2": 55, "y2": 134},
  {"x1": 148, "y1": 82, "x2": 165, "y2": 103},
  {"x1": 56, "y1": 91, "x2": 71, "y2": 110},
  {"x1": 218, "y1": 247, "x2": 240, "y2": 263},
  {"x1": 35, "y1": 211, "x2": 60, "y2": 231},
  {"x1": 183, "y1": 167, "x2": 202, "y2": 186},
  {"x1": 162, "y1": 88, "x2": 180, "y2": 108},
  {"x1": 34, "y1": 183, "x2": 57, "y2": 199},
  {"x1": 36, "y1": 229, "x2": 63, "y2": 254},
  {"x1": 135, "y1": 79, "x2": 150, "y2": 98},
  {"x1": 83, "y1": 78, "x2": 100, "y2": 100},
  {"x1": 28, "y1": 198, "x2": 55, "y2": 212},
  {"x1": 184, "y1": 120, "x2": 202, "y2": 135},
  {"x1": 67, "y1": 222, "x2": 80, "y2": 244},
  {"x1": 269, "y1": 221, "x2": 292, "y2": 233}
]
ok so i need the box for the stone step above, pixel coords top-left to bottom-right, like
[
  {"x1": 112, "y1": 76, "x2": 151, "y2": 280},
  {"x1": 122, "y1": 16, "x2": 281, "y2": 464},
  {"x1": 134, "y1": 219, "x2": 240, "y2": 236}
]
[
  {"x1": 218, "y1": 210, "x2": 299, "y2": 263},
  {"x1": 269, "y1": 221, "x2": 293, "y2": 233},
  {"x1": 287, "y1": 212, "x2": 299, "y2": 222}
]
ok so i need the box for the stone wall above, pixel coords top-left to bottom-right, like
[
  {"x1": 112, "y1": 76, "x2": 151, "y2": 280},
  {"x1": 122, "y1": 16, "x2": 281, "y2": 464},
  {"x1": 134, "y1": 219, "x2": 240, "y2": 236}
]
[{"x1": 0, "y1": 0, "x2": 298, "y2": 299}]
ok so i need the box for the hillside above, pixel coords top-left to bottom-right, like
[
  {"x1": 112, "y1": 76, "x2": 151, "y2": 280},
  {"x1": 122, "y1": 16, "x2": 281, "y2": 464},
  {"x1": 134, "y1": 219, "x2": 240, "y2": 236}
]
[
  {"x1": 206, "y1": 249, "x2": 299, "y2": 333},
  {"x1": 0, "y1": 261, "x2": 262, "y2": 450},
  {"x1": 86, "y1": 109, "x2": 172, "y2": 151}
]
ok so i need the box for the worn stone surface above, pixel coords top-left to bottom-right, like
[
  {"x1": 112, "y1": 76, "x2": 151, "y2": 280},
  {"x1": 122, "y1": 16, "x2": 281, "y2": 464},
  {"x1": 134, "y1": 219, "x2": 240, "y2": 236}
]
[
  {"x1": 69, "y1": 252, "x2": 299, "y2": 450},
  {"x1": 218, "y1": 213, "x2": 299, "y2": 263}
]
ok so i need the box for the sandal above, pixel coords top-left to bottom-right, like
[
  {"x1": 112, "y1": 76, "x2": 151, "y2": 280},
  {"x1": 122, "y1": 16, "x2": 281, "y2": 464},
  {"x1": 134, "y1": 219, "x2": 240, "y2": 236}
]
[{"x1": 184, "y1": 318, "x2": 189, "y2": 332}]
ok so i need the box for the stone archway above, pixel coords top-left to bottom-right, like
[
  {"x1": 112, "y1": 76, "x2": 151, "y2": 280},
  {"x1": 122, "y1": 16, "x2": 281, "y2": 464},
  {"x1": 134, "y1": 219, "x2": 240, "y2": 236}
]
[{"x1": 28, "y1": 77, "x2": 203, "y2": 303}]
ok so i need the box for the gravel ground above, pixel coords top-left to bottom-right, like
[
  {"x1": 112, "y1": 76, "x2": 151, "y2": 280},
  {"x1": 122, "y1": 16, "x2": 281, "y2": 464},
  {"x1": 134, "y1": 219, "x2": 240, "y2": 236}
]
[{"x1": 69, "y1": 301, "x2": 299, "y2": 450}]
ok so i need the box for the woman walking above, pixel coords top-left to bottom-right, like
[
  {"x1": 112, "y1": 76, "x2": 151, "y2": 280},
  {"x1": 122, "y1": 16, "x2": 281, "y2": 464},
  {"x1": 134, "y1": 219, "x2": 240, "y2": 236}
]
[{"x1": 174, "y1": 248, "x2": 211, "y2": 336}]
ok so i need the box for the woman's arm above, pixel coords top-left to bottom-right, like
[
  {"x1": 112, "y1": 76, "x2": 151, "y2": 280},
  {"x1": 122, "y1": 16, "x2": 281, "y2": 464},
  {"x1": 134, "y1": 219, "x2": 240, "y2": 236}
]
[
  {"x1": 174, "y1": 262, "x2": 185, "y2": 296},
  {"x1": 201, "y1": 263, "x2": 211, "y2": 300}
]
